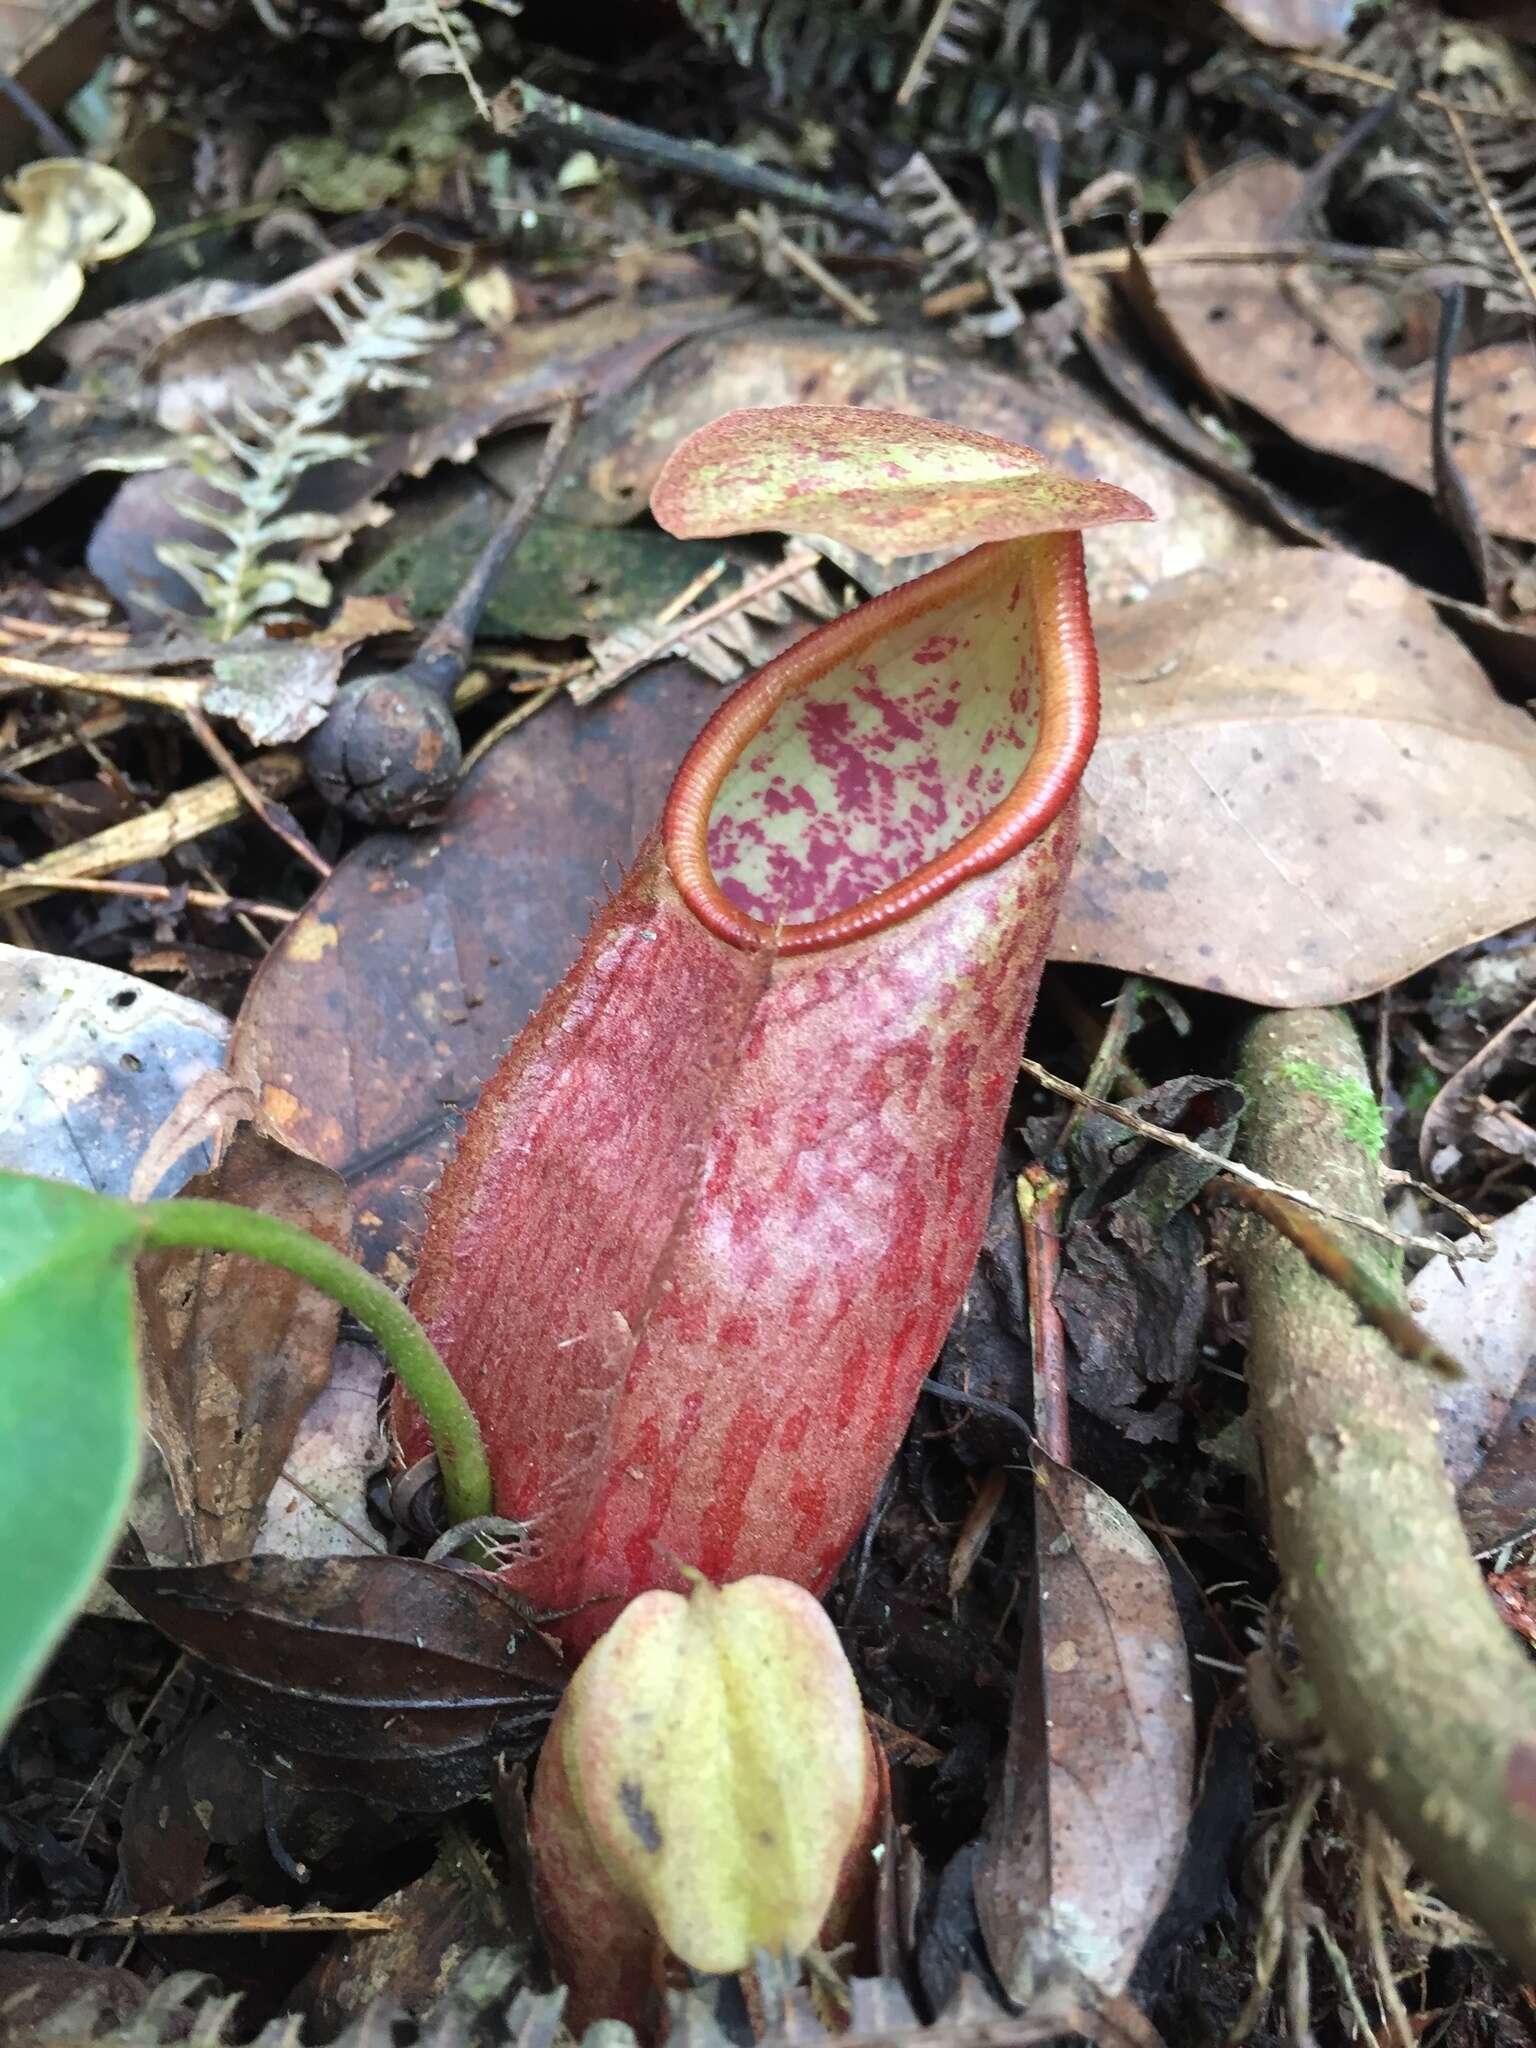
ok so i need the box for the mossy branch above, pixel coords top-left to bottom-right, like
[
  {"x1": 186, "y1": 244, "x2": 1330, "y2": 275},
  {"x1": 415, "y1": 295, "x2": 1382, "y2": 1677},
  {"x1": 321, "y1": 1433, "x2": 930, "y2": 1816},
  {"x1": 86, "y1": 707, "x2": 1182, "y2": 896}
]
[{"x1": 1232, "y1": 1008, "x2": 1536, "y2": 1974}]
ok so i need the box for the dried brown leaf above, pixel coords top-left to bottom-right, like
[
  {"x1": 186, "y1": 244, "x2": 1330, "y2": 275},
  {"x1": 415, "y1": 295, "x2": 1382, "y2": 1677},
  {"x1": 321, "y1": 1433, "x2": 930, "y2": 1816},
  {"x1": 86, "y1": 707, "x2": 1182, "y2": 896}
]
[
  {"x1": 974, "y1": 1456, "x2": 1192, "y2": 2007},
  {"x1": 1057, "y1": 550, "x2": 1536, "y2": 1004},
  {"x1": 136, "y1": 1120, "x2": 353, "y2": 1561},
  {"x1": 1145, "y1": 157, "x2": 1536, "y2": 541}
]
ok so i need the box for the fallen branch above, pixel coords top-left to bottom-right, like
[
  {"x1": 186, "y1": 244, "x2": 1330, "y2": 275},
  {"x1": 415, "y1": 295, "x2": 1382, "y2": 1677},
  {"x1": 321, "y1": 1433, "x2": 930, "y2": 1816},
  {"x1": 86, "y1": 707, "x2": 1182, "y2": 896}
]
[{"x1": 1230, "y1": 1008, "x2": 1536, "y2": 1976}]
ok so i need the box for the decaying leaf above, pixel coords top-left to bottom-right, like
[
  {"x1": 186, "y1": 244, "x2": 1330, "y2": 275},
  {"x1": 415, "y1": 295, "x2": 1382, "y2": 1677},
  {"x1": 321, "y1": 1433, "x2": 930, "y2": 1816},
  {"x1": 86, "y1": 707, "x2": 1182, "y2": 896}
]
[
  {"x1": 1143, "y1": 157, "x2": 1536, "y2": 543},
  {"x1": 229, "y1": 654, "x2": 723, "y2": 1269},
  {"x1": 135, "y1": 1120, "x2": 353, "y2": 1562},
  {"x1": 1415, "y1": 1199, "x2": 1536, "y2": 1549},
  {"x1": 112, "y1": 1555, "x2": 566, "y2": 1811},
  {"x1": 0, "y1": 159, "x2": 152, "y2": 364},
  {"x1": 202, "y1": 592, "x2": 413, "y2": 744},
  {"x1": 0, "y1": 943, "x2": 230, "y2": 1199},
  {"x1": 652, "y1": 405, "x2": 1153, "y2": 563},
  {"x1": 975, "y1": 1457, "x2": 1193, "y2": 2009},
  {"x1": 1055, "y1": 1078, "x2": 1242, "y2": 1443},
  {"x1": 1058, "y1": 550, "x2": 1536, "y2": 1004}
]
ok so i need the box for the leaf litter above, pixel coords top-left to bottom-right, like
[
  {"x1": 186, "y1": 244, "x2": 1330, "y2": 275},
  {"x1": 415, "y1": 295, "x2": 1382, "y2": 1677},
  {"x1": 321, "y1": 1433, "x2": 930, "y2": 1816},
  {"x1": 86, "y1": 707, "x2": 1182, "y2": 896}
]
[{"x1": 6, "y1": 4, "x2": 1536, "y2": 2043}]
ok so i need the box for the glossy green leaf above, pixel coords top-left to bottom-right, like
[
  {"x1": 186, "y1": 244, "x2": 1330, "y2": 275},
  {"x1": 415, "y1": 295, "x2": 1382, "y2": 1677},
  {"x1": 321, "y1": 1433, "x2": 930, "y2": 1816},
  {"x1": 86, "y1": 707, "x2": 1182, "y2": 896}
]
[
  {"x1": 650, "y1": 404, "x2": 1154, "y2": 563},
  {"x1": 0, "y1": 1173, "x2": 143, "y2": 1732}
]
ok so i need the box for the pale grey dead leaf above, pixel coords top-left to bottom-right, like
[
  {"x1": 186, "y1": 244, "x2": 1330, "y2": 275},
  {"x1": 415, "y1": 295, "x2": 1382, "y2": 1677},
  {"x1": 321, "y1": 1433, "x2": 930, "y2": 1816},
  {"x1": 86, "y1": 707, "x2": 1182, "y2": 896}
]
[{"x1": 0, "y1": 944, "x2": 229, "y2": 1198}]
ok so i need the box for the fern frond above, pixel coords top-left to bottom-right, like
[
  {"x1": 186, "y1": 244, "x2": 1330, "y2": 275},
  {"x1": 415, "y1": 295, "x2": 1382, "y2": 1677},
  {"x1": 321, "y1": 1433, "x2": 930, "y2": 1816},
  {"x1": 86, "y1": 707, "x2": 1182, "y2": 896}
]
[
  {"x1": 678, "y1": 0, "x2": 1185, "y2": 174},
  {"x1": 158, "y1": 257, "x2": 450, "y2": 642}
]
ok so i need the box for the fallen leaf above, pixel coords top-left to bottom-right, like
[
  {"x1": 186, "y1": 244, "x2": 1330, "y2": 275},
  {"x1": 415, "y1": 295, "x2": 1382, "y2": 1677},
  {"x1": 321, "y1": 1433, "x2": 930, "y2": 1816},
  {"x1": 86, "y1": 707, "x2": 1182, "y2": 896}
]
[
  {"x1": 112, "y1": 1555, "x2": 566, "y2": 1811},
  {"x1": 302, "y1": 1836, "x2": 519, "y2": 2035},
  {"x1": 229, "y1": 654, "x2": 722, "y2": 1269},
  {"x1": 0, "y1": 159, "x2": 152, "y2": 363},
  {"x1": 1057, "y1": 549, "x2": 1536, "y2": 1004},
  {"x1": 202, "y1": 593, "x2": 413, "y2": 744},
  {"x1": 1143, "y1": 157, "x2": 1536, "y2": 542},
  {"x1": 0, "y1": 1954, "x2": 147, "y2": 2037},
  {"x1": 135, "y1": 1120, "x2": 353, "y2": 1562},
  {"x1": 1415, "y1": 1199, "x2": 1536, "y2": 1547},
  {"x1": 1420, "y1": 988, "x2": 1536, "y2": 1178},
  {"x1": 1210, "y1": 0, "x2": 1361, "y2": 44},
  {"x1": 652, "y1": 406, "x2": 1153, "y2": 563},
  {"x1": 258, "y1": 1342, "x2": 387, "y2": 1559},
  {"x1": 348, "y1": 477, "x2": 722, "y2": 642},
  {"x1": 974, "y1": 1457, "x2": 1193, "y2": 2008},
  {"x1": 1055, "y1": 1079, "x2": 1242, "y2": 1443},
  {"x1": 0, "y1": 943, "x2": 230, "y2": 1198},
  {"x1": 555, "y1": 317, "x2": 1286, "y2": 606}
]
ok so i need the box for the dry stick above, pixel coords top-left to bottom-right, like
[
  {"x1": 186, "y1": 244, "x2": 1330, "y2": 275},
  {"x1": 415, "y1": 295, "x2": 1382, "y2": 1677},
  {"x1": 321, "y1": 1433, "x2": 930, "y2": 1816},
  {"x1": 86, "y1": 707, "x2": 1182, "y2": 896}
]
[
  {"x1": 921, "y1": 239, "x2": 1439, "y2": 317},
  {"x1": 0, "y1": 873, "x2": 297, "y2": 923},
  {"x1": 1210, "y1": 1181, "x2": 1463, "y2": 1382},
  {"x1": 0, "y1": 754, "x2": 306, "y2": 911},
  {"x1": 1230, "y1": 1008, "x2": 1536, "y2": 1978},
  {"x1": 1017, "y1": 1166, "x2": 1070, "y2": 1464},
  {"x1": 1017, "y1": 1056, "x2": 1487, "y2": 1266},
  {"x1": 0, "y1": 651, "x2": 330, "y2": 877},
  {"x1": 572, "y1": 548, "x2": 826, "y2": 706},
  {"x1": 493, "y1": 81, "x2": 901, "y2": 237},
  {"x1": 185, "y1": 707, "x2": 329, "y2": 878},
  {"x1": 736, "y1": 209, "x2": 881, "y2": 326},
  {"x1": 1438, "y1": 100, "x2": 1536, "y2": 313},
  {"x1": 0, "y1": 1909, "x2": 396, "y2": 1941},
  {"x1": 895, "y1": 0, "x2": 962, "y2": 104}
]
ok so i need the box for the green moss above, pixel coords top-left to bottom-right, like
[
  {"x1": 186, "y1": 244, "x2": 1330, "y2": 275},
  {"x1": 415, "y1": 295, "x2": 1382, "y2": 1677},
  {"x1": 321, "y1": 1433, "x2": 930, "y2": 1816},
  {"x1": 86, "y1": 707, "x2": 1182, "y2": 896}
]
[{"x1": 1277, "y1": 1057, "x2": 1386, "y2": 1157}]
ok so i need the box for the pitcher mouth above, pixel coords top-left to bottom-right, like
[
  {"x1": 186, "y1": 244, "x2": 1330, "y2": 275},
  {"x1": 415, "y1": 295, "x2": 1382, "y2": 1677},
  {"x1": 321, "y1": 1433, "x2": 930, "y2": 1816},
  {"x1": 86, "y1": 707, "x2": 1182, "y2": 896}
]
[{"x1": 662, "y1": 532, "x2": 1099, "y2": 956}]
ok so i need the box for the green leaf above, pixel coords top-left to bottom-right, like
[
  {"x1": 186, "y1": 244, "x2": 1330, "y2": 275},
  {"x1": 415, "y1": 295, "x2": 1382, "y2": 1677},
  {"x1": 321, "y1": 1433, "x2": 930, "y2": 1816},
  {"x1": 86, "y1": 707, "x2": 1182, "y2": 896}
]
[
  {"x1": 0, "y1": 1173, "x2": 144, "y2": 1733},
  {"x1": 650, "y1": 404, "x2": 1155, "y2": 563}
]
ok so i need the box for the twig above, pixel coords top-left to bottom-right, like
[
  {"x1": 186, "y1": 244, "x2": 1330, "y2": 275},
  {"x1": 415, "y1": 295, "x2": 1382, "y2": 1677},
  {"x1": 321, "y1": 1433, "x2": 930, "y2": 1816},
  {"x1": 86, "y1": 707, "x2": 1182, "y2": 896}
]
[
  {"x1": 0, "y1": 873, "x2": 297, "y2": 923},
  {"x1": 0, "y1": 614, "x2": 128, "y2": 647},
  {"x1": 895, "y1": 0, "x2": 963, "y2": 106},
  {"x1": 1439, "y1": 100, "x2": 1536, "y2": 314},
  {"x1": 186, "y1": 708, "x2": 329, "y2": 877},
  {"x1": 947, "y1": 1466, "x2": 1007, "y2": 1599},
  {"x1": 492, "y1": 82, "x2": 901, "y2": 237},
  {"x1": 1057, "y1": 973, "x2": 1146, "y2": 1150},
  {"x1": 0, "y1": 1908, "x2": 396, "y2": 1941},
  {"x1": 0, "y1": 755, "x2": 306, "y2": 911},
  {"x1": 1210, "y1": 1181, "x2": 1464, "y2": 1382},
  {"x1": 0, "y1": 649, "x2": 329, "y2": 875},
  {"x1": 737, "y1": 209, "x2": 880, "y2": 326},
  {"x1": 920, "y1": 238, "x2": 1450, "y2": 318},
  {"x1": 1017, "y1": 1167, "x2": 1070, "y2": 1462},
  {"x1": 0, "y1": 72, "x2": 72, "y2": 155},
  {"x1": 573, "y1": 547, "x2": 830, "y2": 706},
  {"x1": 0, "y1": 649, "x2": 203, "y2": 712},
  {"x1": 1017, "y1": 1057, "x2": 1490, "y2": 1265}
]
